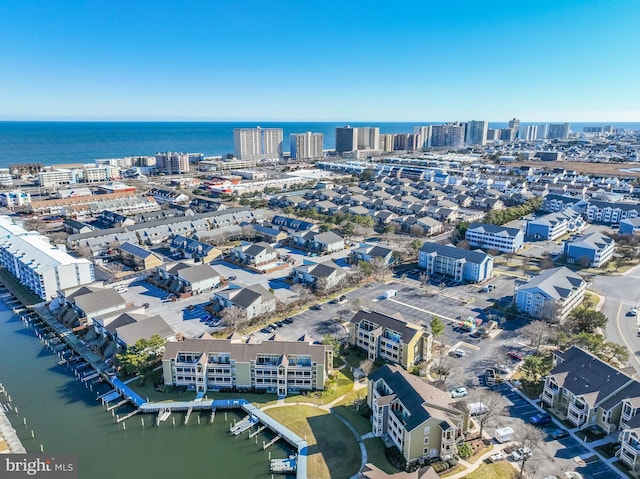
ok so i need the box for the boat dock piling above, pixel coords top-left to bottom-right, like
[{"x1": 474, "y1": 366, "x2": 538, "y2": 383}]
[
  {"x1": 230, "y1": 415, "x2": 257, "y2": 435},
  {"x1": 263, "y1": 434, "x2": 282, "y2": 450},
  {"x1": 249, "y1": 425, "x2": 266, "y2": 438},
  {"x1": 184, "y1": 407, "x2": 193, "y2": 425}
]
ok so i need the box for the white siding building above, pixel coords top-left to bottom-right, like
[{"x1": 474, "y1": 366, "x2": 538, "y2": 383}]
[{"x1": 0, "y1": 216, "x2": 94, "y2": 300}]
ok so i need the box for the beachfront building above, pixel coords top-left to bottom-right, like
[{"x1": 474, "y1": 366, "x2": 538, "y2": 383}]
[
  {"x1": 563, "y1": 232, "x2": 615, "y2": 268},
  {"x1": 464, "y1": 222, "x2": 524, "y2": 253},
  {"x1": 418, "y1": 242, "x2": 493, "y2": 283},
  {"x1": 514, "y1": 267, "x2": 586, "y2": 322},
  {"x1": 0, "y1": 190, "x2": 31, "y2": 209},
  {"x1": 161, "y1": 337, "x2": 332, "y2": 397},
  {"x1": 349, "y1": 310, "x2": 432, "y2": 369},
  {"x1": 234, "y1": 127, "x2": 283, "y2": 162},
  {"x1": 0, "y1": 216, "x2": 94, "y2": 300},
  {"x1": 367, "y1": 365, "x2": 466, "y2": 462}
]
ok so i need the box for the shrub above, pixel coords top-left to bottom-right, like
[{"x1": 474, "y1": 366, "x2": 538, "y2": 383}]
[
  {"x1": 431, "y1": 461, "x2": 450, "y2": 473},
  {"x1": 457, "y1": 443, "x2": 473, "y2": 459}
]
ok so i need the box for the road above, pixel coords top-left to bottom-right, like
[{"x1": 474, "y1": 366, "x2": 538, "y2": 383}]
[{"x1": 592, "y1": 265, "x2": 640, "y2": 374}]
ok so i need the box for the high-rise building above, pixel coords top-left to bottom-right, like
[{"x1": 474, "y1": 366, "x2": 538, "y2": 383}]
[
  {"x1": 335, "y1": 126, "x2": 358, "y2": 153},
  {"x1": 536, "y1": 124, "x2": 549, "y2": 140},
  {"x1": 486, "y1": 129, "x2": 498, "y2": 142},
  {"x1": 379, "y1": 134, "x2": 395, "y2": 153},
  {"x1": 465, "y1": 120, "x2": 488, "y2": 146},
  {"x1": 499, "y1": 128, "x2": 516, "y2": 142},
  {"x1": 393, "y1": 133, "x2": 420, "y2": 151},
  {"x1": 290, "y1": 132, "x2": 324, "y2": 160},
  {"x1": 547, "y1": 123, "x2": 571, "y2": 140},
  {"x1": 508, "y1": 118, "x2": 521, "y2": 131},
  {"x1": 233, "y1": 127, "x2": 283, "y2": 161},
  {"x1": 357, "y1": 127, "x2": 380, "y2": 150},
  {"x1": 519, "y1": 125, "x2": 538, "y2": 141},
  {"x1": 155, "y1": 152, "x2": 191, "y2": 174},
  {"x1": 413, "y1": 126, "x2": 432, "y2": 149},
  {"x1": 431, "y1": 123, "x2": 465, "y2": 148}
]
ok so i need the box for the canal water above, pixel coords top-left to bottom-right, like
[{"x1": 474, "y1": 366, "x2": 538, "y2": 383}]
[{"x1": 0, "y1": 306, "x2": 291, "y2": 478}]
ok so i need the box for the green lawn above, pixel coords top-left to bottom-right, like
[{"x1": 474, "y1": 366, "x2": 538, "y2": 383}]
[
  {"x1": 464, "y1": 462, "x2": 516, "y2": 479},
  {"x1": 284, "y1": 368, "x2": 355, "y2": 405},
  {"x1": 331, "y1": 403, "x2": 371, "y2": 436},
  {"x1": 265, "y1": 405, "x2": 361, "y2": 479},
  {"x1": 126, "y1": 369, "x2": 278, "y2": 406},
  {"x1": 364, "y1": 438, "x2": 399, "y2": 474}
]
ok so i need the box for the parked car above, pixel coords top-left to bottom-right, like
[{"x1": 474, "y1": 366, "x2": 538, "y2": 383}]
[
  {"x1": 282, "y1": 317, "x2": 294, "y2": 324},
  {"x1": 450, "y1": 387, "x2": 468, "y2": 398},
  {"x1": 114, "y1": 286, "x2": 128, "y2": 293},
  {"x1": 549, "y1": 429, "x2": 569, "y2": 440},
  {"x1": 529, "y1": 413, "x2": 552, "y2": 425},
  {"x1": 310, "y1": 304, "x2": 323, "y2": 310},
  {"x1": 494, "y1": 364, "x2": 511, "y2": 375},
  {"x1": 260, "y1": 328, "x2": 271, "y2": 334},
  {"x1": 507, "y1": 351, "x2": 524, "y2": 361},
  {"x1": 228, "y1": 276, "x2": 237, "y2": 281},
  {"x1": 511, "y1": 447, "x2": 531, "y2": 461},
  {"x1": 630, "y1": 306, "x2": 638, "y2": 316},
  {"x1": 452, "y1": 348, "x2": 466, "y2": 357}
]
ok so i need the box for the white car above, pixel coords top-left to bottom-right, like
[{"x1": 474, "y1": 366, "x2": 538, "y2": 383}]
[
  {"x1": 511, "y1": 447, "x2": 531, "y2": 461},
  {"x1": 450, "y1": 387, "x2": 468, "y2": 398},
  {"x1": 452, "y1": 348, "x2": 466, "y2": 357},
  {"x1": 114, "y1": 286, "x2": 128, "y2": 293},
  {"x1": 631, "y1": 307, "x2": 638, "y2": 316}
]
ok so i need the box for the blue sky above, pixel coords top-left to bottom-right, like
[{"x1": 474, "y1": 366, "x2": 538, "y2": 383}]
[{"x1": 1, "y1": 0, "x2": 639, "y2": 121}]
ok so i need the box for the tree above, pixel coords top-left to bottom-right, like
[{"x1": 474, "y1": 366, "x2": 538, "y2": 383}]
[
  {"x1": 601, "y1": 341, "x2": 630, "y2": 365},
  {"x1": 116, "y1": 334, "x2": 167, "y2": 376},
  {"x1": 430, "y1": 316, "x2": 445, "y2": 339},
  {"x1": 540, "y1": 253, "x2": 555, "y2": 270},
  {"x1": 470, "y1": 389, "x2": 504, "y2": 439},
  {"x1": 353, "y1": 261, "x2": 373, "y2": 281},
  {"x1": 382, "y1": 223, "x2": 395, "y2": 235},
  {"x1": 341, "y1": 221, "x2": 355, "y2": 239},
  {"x1": 454, "y1": 221, "x2": 469, "y2": 241},
  {"x1": 406, "y1": 239, "x2": 423, "y2": 259},
  {"x1": 409, "y1": 224, "x2": 425, "y2": 237},
  {"x1": 456, "y1": 239, "x2": 471, "y2": 250},
  {"x1": 241, "y1": 224, "x2": 256, "y2": 241},
  {"x1": 514, "y1": 423, "x2": 545, "y2": 479},
  {"x1": 291, "y1": 283, "x2": 314, "y2": 304},
  {"x1": 577, "y1": 256, "x2": 593, "y2": 268},
  {"x1": 521, "y1": 256, "x2": 531, "y2": 277},
  {"x1": 370, "y1": 257, "x2": 392, "y2": 282},
  {"x1": 571, "y1": 307, "x2": 607, "y2": 333},
  {"x1": 573, "y1": 331, "x2": 605, "y2": 352},
  {"x1": 221, "y1": 306, "x2": 246, "y2": 332},
  {"x1": 520, "y1": 355, "x2": 549, "y2": 383},
  {"x1": 520, "y1": 320, "x2": 551, "y2": 352}
]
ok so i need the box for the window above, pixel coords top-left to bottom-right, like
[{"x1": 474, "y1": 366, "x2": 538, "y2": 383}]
[
  {"x1": 423, "y1": 437, "x2": 429, "y2": 445},
  {"x1": 424, "y1": 426, "x2": 430, "y2": 435}
]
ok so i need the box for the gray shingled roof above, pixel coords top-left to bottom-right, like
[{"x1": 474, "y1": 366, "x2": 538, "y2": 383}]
[
  {"x1": 419, "y1": 242, "x2": 491, "y2": 264},
  {"x1": 368, "y1": 365, "x2": 461, "y2": 432},
  {"x1": 178, "y1": 264, "x2": 220, "y2": 284},
  {"x1": 313, "y1": 231, "x2": 344, "y2": 245},
  {"x1": 116, "y1": 315, "x2": 175, "y2": 347},
  {"x1": 118, "y1": 241, "x2": 158, "y2": 259},
  {"x1": 350, "y1": 310, "x2": 422, "y2": 344},
  {"x1": 519, "y1": 266, "x2": 584, "y2": 300},
  {"x1": 73, "y1": 288, "x2": 127, "y2": 315},
  {"x1": 566, "y1": 232, "x2": 614, "y2": 251},
  {"x1": 551, "y1": 347, "x2": 633, "y2": 408},
  {"x1": 468, "y1": 222, "x2": 523, "y2": 238}
]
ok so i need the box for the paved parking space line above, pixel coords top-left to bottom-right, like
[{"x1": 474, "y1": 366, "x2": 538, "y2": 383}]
[{"x1": 387, "y1": 298, "x2": 458, "y2": 322}]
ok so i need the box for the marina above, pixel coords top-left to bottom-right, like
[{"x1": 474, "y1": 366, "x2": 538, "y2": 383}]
[{"x1": 0, "y1": 280, "x2": 300, "y2": 478}]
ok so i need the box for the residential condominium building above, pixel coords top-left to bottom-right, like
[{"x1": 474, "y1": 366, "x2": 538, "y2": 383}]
[
  {"x1": 431, "y1": 124, "x2": 465, "y2": 148},
  {"x1": 563, "y1": 232, "x2": 615, "y2": 268},
  {"x1": 0, "y1": 216, "x2": 94, "y2": 300},
  {"x1": 161, "y1": 337, "x2": 333, "y2": 397},
  {"x1": 413, "y1": 126, "x2": 432, "y2": 149},
  {"x1": 367, "y1": 364, "x2": 466, "y2": 462},
  {"x1": 464, "y1": 120, "x2": 488, "y2": 146},
  {"x1": 547, "y1": 122, "x2": 571, "y2": 139},
  {"x1": 515, "y1": 266, "x2": 586, "y2": 322},
  {"x1": 290, "y1": 132, "x2": 323, "y2": 160},
  {"x1": 233, "y1": 127, "x2": 283, "y2": 161},
  {"x1": 540, "y1": 346, "x2": 640, "y2": 452},
  {"x1": 465, "y1": 222, "x2": 524, "y2": 253},
  {"x1": 349, "y1": 310, "x2": 432, "y2": 369},
  {"x1": 0, "y1": 189, "x2": 31, "y2": 209},
  {"x1": 585, "y1": 200, "x2": 640, "y2": 225},
  {"x1": 418, "y1": 242, "x2": 493, "y2": 283},
  {"x1": 155, "y1": 152, "x2": 192, "y2": 174},
  {"x1": 525, "y1": 209, "x2": 586, "y2": 241}
]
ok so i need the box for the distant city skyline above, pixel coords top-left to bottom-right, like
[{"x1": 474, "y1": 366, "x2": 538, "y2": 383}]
[{"x1": 1, "y1": 0, "x2": 639, "y2": 122}]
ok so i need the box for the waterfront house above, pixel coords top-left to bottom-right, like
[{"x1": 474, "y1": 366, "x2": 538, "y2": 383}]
[
  {"x1": 418, "y1": 242, "x2": 493, "y2": 283},
  {"x1": 563, "y1": 232, "x2": 615, "y2": 268},
  {"x1": 367, "y1": 365, "x2": 466, "y2": 463},
  {"x1": 161, "y1": 337, "x2": 332, "y2": 397},
  {"x1": 514, "y1": 266, "x2": 586, "y2": 322},
  {"x1": 348, "y1": 310, "x2": 432, "y2": 369}
]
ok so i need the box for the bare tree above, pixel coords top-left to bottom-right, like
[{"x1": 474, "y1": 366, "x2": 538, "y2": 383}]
[
  {"x1": 469, "y1": 389, "x2": 504, "y2": 439},
  {"x1": 409, "y1": 224, "x2": 425, "y2": 237},
  {"x1": 520, "y1": 320, "x2": 552, "y2": 353},
  {"x1": 513, "y1": 422, "x2": 545, "y2": 479},
  {"x1": 221, "y1": 306, "x2": 246, "y2": 332},
  {"x1": 76, "y1": 245, "x2": 94, "y2": 259},
  {"x1": 370, "y1": 257, "x2": 392, "y2": 282},
  {"x1": 241, "y1": 224, "x2": 256, "y2": 241},
  {"x1": 291, "y1": 283, "x2": 314, "y2": 304},
  {"x1": 521, "y1": 255, "x2": 531, "y2": 277}
]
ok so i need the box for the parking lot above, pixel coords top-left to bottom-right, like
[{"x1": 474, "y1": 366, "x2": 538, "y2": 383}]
[{"x1": 491, "y1": 383, "x2": 613, "y2": 479}]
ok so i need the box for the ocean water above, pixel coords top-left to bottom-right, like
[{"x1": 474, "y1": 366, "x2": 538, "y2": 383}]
[{"x1": 0, "y1": 121, "x2": 638, "y2": 168}]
